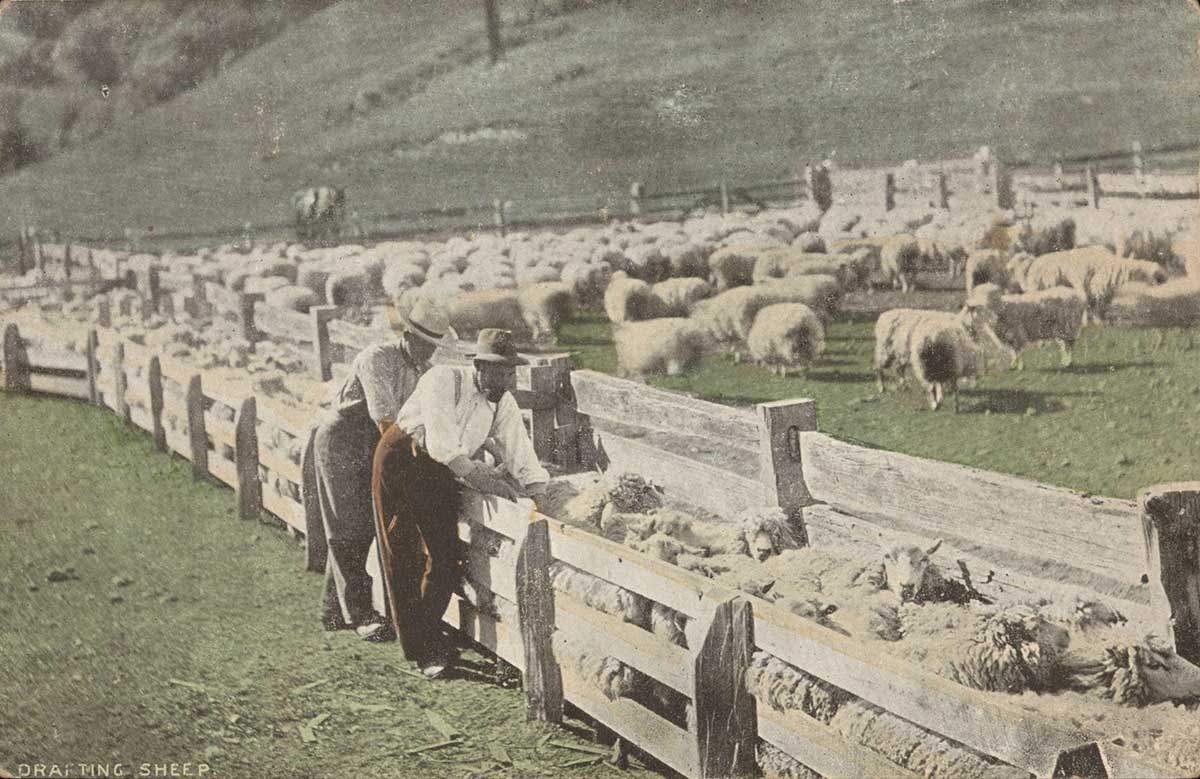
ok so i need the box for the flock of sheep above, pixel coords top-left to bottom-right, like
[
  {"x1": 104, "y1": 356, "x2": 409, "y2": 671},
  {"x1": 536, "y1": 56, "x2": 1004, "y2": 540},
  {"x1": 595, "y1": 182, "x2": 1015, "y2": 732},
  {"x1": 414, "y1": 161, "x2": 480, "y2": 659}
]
[
  {"x1": 5, "y1": 186, "x2": 1200, "y2": 778},
  {"x1": 511, "y1": 469, "x2": 1200, "y2": 778}
]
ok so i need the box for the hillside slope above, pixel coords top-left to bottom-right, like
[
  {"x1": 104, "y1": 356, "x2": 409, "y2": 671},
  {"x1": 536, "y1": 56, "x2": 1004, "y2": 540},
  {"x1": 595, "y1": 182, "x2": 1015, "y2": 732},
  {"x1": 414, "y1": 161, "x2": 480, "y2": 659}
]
[{"x1": 1, "y1": 0, "x2": 1197, "y2": 240}]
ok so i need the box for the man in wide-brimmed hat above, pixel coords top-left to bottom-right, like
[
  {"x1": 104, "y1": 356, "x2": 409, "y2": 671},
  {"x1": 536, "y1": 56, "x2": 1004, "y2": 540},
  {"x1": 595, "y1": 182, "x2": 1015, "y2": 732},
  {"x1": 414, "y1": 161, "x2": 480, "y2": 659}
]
[
  {"x1": 372, "y1": 328, "x2": 549, "y2": 677},
  {"x1": 313, "y1": 298, "x2": 453, "y2": 640}
]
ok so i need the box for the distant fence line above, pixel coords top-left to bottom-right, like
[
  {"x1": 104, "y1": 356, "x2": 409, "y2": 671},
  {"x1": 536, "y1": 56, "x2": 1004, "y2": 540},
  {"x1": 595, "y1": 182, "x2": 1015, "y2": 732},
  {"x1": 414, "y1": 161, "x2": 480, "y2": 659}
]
[{"x1": 5, "y1": 140, "x2": 1197, "y2": 265}]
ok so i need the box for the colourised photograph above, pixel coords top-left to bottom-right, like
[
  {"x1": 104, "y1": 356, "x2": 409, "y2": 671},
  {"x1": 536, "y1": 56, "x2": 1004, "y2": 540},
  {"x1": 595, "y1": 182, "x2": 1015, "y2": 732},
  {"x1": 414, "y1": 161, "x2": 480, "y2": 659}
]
[{"x1": 1, "y1": 1, "x2": 1199, "y2": 777}]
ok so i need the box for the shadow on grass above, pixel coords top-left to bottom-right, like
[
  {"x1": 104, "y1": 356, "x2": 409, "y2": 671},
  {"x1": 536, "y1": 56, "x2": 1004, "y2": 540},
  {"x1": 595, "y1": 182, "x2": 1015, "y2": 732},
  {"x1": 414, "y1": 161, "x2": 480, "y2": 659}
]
[
  {"x1": 1057, "y1": 360, "x2": 1158, "y2": 375},
  {"x1": 806, "y1": 369, "x2": 876, "y2": 384},
  {"x1": 959, "y1": 388, "x2": 1095, "y2": 415}
]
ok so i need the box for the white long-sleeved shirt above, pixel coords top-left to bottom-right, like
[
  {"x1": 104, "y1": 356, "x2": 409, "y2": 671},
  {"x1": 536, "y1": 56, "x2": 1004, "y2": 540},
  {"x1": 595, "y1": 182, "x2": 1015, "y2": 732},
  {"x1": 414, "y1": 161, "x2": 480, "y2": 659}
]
[
  {"x1": 330, "y1": 342, "x2": 425, "y2": 425},
  {"x1": 395, "y1": 364, "x2": 550, "y2": 488}
]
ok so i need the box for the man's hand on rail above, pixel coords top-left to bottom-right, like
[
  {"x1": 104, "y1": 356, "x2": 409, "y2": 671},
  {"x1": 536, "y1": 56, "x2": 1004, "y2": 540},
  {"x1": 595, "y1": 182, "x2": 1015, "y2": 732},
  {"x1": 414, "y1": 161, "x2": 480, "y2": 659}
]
[{"x1": 460, "y1": 462, "x2": 520, "y2": 502}]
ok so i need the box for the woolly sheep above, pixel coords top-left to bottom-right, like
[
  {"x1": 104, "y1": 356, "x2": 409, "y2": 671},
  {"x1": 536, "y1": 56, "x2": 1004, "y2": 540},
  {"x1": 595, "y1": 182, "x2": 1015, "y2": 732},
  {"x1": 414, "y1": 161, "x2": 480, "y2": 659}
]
[
  {"x1": 620, "y1": 243, "x2": 671, "y2": 282},
  {"x1": 612, "y1": 317, "x2": 709, "y2": 379},
  {"x1": 752, "y1": 249, "x2": 864, "y2": 292},
  {"x1": 914, "y1": 604, "x2": 1072, "y2": 694},
  {"x1": 1019, "y1": 247, "x2": 1166, "y2": 321},
  {"x1": 264, "y1": 284, "x2": 320, "y2": 313},
  {"x1": 661, "y1": 242, "x2": 712, "y2": 278},
  {"x1": 964, "y1": 249, "x2": 1010, "y2": 293},
  {"x1": 791, "y1": 232, "x2": 826, "y2": 253},
  {"x1": 514, "y1": 264, "x2": 560, "y2": 287},
  {"x1": 603, "y1": 271, "x2": 661, "y2": 323},
  {"x1": 1107, "y1": 278, "x2": 1200, "y2": 328},
  {"x1": 553, "y1": 631, "x2": 636, "y2": 700},
  {"x1": 746, "y1": 303, "x2": 826, "y2": 376},
  {"x1": 243, "y1": 275, "x2": 291, "y2": 296},
  {"x1": 295, "y1": 265, "x2": 331, "y2": 297},
  {"x1": 517, "y1": 281, "x2": 573, "y2": 343},
  {"x1": 325, "y1": 268, "x2": 377, "y2": 307},
  {"x1": 1014, "y1": 217, "x2": 1076, "y2": 257},
  {"x1": 873, "y1": 309, "x2": 987, "y2": 411},
  {"x1": 694, "y1": 276, "x2": 840, "y2": 360},
  {"x1": 757, "y1": 742, "x2": 822, "y2": 779},
  {"x1": 963, "y1": 283, "x2": 1086, "y2": 369},
  {"x1": 560, "y1": 260, "x2": 612, "y2": 308},
  {"x1": 880, "y1": 235, "x2": 921, "y2": 293},
  {"x1": 1061, "y1": 636, "x2": 1200, "y2": 706},
  {"x1": 625, "y1": 505, "x2": 801, "y2": 562},
  {"x1": 446, "y1": 288, "x2": 529, "y2": 339},
  {"x1": 550, "y1": 562, "x2": 650, "y2": 627},
  {"x1": 381, "y1": 263, "x2": 426, "y2": 297},
  {"x1": 650, "y1": 277, "x2": 713, "y2": 316},
  {"x1": 708, "y1": 244, "x2": 773, "y2": 291}
]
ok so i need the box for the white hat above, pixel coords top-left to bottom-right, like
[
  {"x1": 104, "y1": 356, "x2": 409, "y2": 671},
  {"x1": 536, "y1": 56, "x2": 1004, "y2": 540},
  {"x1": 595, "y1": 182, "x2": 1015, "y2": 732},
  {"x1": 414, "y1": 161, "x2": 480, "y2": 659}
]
[{"x1": 387, "y1": 298, "x2": 456, "y2": 345}]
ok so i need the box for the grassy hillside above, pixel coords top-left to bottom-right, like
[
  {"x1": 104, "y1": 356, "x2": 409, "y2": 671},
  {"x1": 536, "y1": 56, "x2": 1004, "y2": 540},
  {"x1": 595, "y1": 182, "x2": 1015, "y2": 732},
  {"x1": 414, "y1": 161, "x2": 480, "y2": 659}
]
[{"x1": 1, "y1": 0, "x2": 1197, "y2": 240}]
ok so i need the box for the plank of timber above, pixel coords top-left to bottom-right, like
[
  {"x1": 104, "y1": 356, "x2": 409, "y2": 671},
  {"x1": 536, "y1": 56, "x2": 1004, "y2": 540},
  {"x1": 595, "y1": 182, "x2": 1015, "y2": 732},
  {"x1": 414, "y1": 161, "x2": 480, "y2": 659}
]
[
  {"x1": 801, "y1": 432, "x2": 1147, "y2": 590},
  {"x1": 120, "y1": 340, "x2": 154, "y2": 372},
  {"x1": 129, "y1": 404, "x2": 154, "y2": 435},
  {"x1": 571, "y1": 370, "x2": 759, "y2": 447},
  {"x1": 327, "y1": 319, "x2": 384, "y2": 352},
  {"x1": 751, "y1": 598, "x2": 1090, "y2": 777},
  {"x1": 262, "y1": 490, "x2": 306, "y2": 534},
  {"x1": 27, "y1": 373, "x2": 90, "y2": 400},
  {"x1": 24, "y1": 345, "x2": 87, "y2": 374},
  {"x1": 461, "y1": 491, "x2": 533, "y2": 542},
  {"x1": 553, "y1": 591, "x2": 693, "y2": 695},
  {"x1": 255, "y1": 304, "x2": 312, "y2": 345},
  {"x1": 463, "y1": 542, "x2": 518, "y2": 603},
  {"x1": 209, "y1": 455, "x2": 238, "y2": 489},
  {"x1": 157, "y1": 355, "x2": 195, "y2": 387},
  {"x1": 516, "y1": 518, "x2": 564, "y2": 723},
  {"x1": 440, "y1": 592, "x2": 524, "y2": 671},
  {"x1": 1101, "y1": 743, "x2": 1187, "y2": 779},
  {"x1": 561, "y1": 668, "x2": 699, "y2": 779},
  {"x1": 756, "y1": 703, "x2": 923, "y2": 779},
  {"x1": 692, "y1": 597, "x2": 757, "y2": 778},
  {"x1": 1140, "y1": 483, "x2": 1200, "y2": 666},
  {"x1": 205, "y1": 415, "x2": 238, "y2": 449},
  {"x1": 164, "y1": 428, "x2": 191, "y2": 460},
  {"x1": 258, "y1": 446, "x2": 303, "y2": 487},
  {"x1": 587, "y1": 418, "x2": 763, "y2": 519},
  {"x1": 255, "y1": 395, "x2": 313, "y2": 439},
  {"x1": 202, "y1": 381, "x2": 247, "y2": 412},
  {"x1": 544, "y1": 515, "x2": 726, "y2": 620}
]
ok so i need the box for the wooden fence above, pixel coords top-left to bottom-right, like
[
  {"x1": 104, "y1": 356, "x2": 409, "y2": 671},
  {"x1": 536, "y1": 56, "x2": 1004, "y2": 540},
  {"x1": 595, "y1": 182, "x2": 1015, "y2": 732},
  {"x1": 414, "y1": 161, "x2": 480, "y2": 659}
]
[
  {"x1": 3, "y1": 314, "x2": 1198, "y2": 779},
  {"x1": 9, "y1": 140, "x2": 1193, "y2": 261}
]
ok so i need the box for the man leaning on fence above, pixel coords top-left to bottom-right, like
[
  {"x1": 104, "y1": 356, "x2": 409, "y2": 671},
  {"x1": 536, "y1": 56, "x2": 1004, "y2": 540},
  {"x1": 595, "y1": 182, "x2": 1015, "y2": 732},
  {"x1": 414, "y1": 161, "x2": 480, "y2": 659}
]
[
  {"x1": 372, "y1": 328, "x2": 549, "y2": 678},
  {"x1": 313, "y1": 298, "x2": 452, "y2": 641}
]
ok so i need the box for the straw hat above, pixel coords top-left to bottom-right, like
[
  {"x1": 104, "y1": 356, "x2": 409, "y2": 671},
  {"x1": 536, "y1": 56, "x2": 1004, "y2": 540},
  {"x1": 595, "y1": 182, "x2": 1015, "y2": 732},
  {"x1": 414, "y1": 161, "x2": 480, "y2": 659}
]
[
  {"x1": 465, "y1": 328, "x2": 527, "y2": 366},
  {"x1": 386, "y1": 298, "x2": 456, "y2": 345}
]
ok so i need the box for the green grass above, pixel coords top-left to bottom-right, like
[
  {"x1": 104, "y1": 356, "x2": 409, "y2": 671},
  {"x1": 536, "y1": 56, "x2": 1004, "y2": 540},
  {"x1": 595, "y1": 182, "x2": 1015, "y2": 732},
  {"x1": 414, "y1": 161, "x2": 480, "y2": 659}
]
[
  {"x1": 559, "y1": 312, "x2": 1200, "y2": 501},
  {"x1": 1, "y1": 0, "x2": 1197, "y2": 239},
  {"x1": 0, "y1": 393, "x2": 661, "y2": 779}
]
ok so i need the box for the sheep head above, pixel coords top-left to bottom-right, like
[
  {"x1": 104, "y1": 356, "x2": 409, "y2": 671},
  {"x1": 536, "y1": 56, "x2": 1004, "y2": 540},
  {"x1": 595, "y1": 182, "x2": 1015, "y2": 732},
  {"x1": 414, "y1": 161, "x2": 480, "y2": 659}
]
[
  {"x1": 1075, "y1": 638, "x2": 1200, "y2": 706},
  {"x1": 605, "y1": 472, "x2": 665, "y2": 514},
  {"x1": 735, "y1": 506, "x2": 802, "y2": 562},
  {"x1": 881, "y1": 540, "x2": 942, "y2": 602}
]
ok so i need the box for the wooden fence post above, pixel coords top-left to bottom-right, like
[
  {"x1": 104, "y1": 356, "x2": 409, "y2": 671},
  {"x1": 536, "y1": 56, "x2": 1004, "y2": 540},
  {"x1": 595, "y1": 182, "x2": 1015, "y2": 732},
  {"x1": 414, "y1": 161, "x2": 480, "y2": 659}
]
[
  {"x1": 16, "y1": 228, "x2": 27, "y2": 275},
  {"x1": 1139, "y1": 483, "x2": 1200, "y2": 665},
  {"x1": 993, "y1": 160, "x2": 1014, "y2": 210},
  {"x1": 1086, "y1": 165, "x2": 1101, "y2": 209},
  {"x1": 234, "y1": 396, "x2": 262, "y2": 521},
  {"x1": 519, "y1": 363, "x2": 558, "y2": 461},
  {"x1": 301, "y1": 428, "x2": 327, "y2": 573},
  {"x1": 757, "y1": 399, "x2": 817, "y2": 546},
  {"x1": 936, "y1": 171, "x2": 950, "y2": 210},
  {"x1": 1052, "y1": 161, "x2": 1064, "y2": 189},
  {"x1": 1050, "y1": 742, "x2": 1110, "y2": 779},
  {"x1": 147, "y1": 356, "x2": 166, "y2": 452},
  {"x1": 1131, "y1": 141, "x2": 1144, "y2": 182},
  {"x1": 113, "y1": 341, "x2": 129, "y2": 422},
  {"x1": 190, "y1": 273, "x2": 210, "y2": 319},
  {"x1": 147, "y1": 265, "x2": 162, "y2": 314},
  {"x1": 159, "y1": 291, "x2": 175, "y2": 322},
  {"x1": 515, "y1": 516, "x2": 563, "y2": 723},
  {"x1": 692, "y1": 596, "x2": 757, "y2": 779},
  {"x1": 493, "y1": 198, "x2": 508, "y2": 237},
  {"x1": 806, "y1": 163, "x2": 833, "y2": 213},
  {"x1": 95, "y1": 296, "x2": 111, "y2": 329},
  {"x1": 719, "y1": 179, "x2": 730, "y2": 215},
  {"x1": 310, "y1": 305, "x2": 337, "y2": 382},
  {"x1": 883, "y1": 172, "x2": 896, "y2": 212},
  {"x1": 239, "y1": 292, "x2": 262, "y2": 348},
  {"x1": 33, "y1": 234, "x2": 44, "y2": 275},
  {"x1": 186, "y1": 374, "x2": 208, "y2": 481},
  {"x1": 85, "y1": 329, "x2": 99, "y2": 405},
  {"x1": 629, "y1": 181, "x2": 644, "y2": 217},
  {"x1": 3, "y1": 323, "x2": 30, "y2": 392}
]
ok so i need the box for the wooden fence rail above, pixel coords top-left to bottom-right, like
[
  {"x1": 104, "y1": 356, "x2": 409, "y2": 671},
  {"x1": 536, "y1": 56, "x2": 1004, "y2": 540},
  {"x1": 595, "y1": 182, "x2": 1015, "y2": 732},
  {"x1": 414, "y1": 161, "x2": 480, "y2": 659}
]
[{"x1": 1, "y1": 315, "x2": 1195, "y2": 779}]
